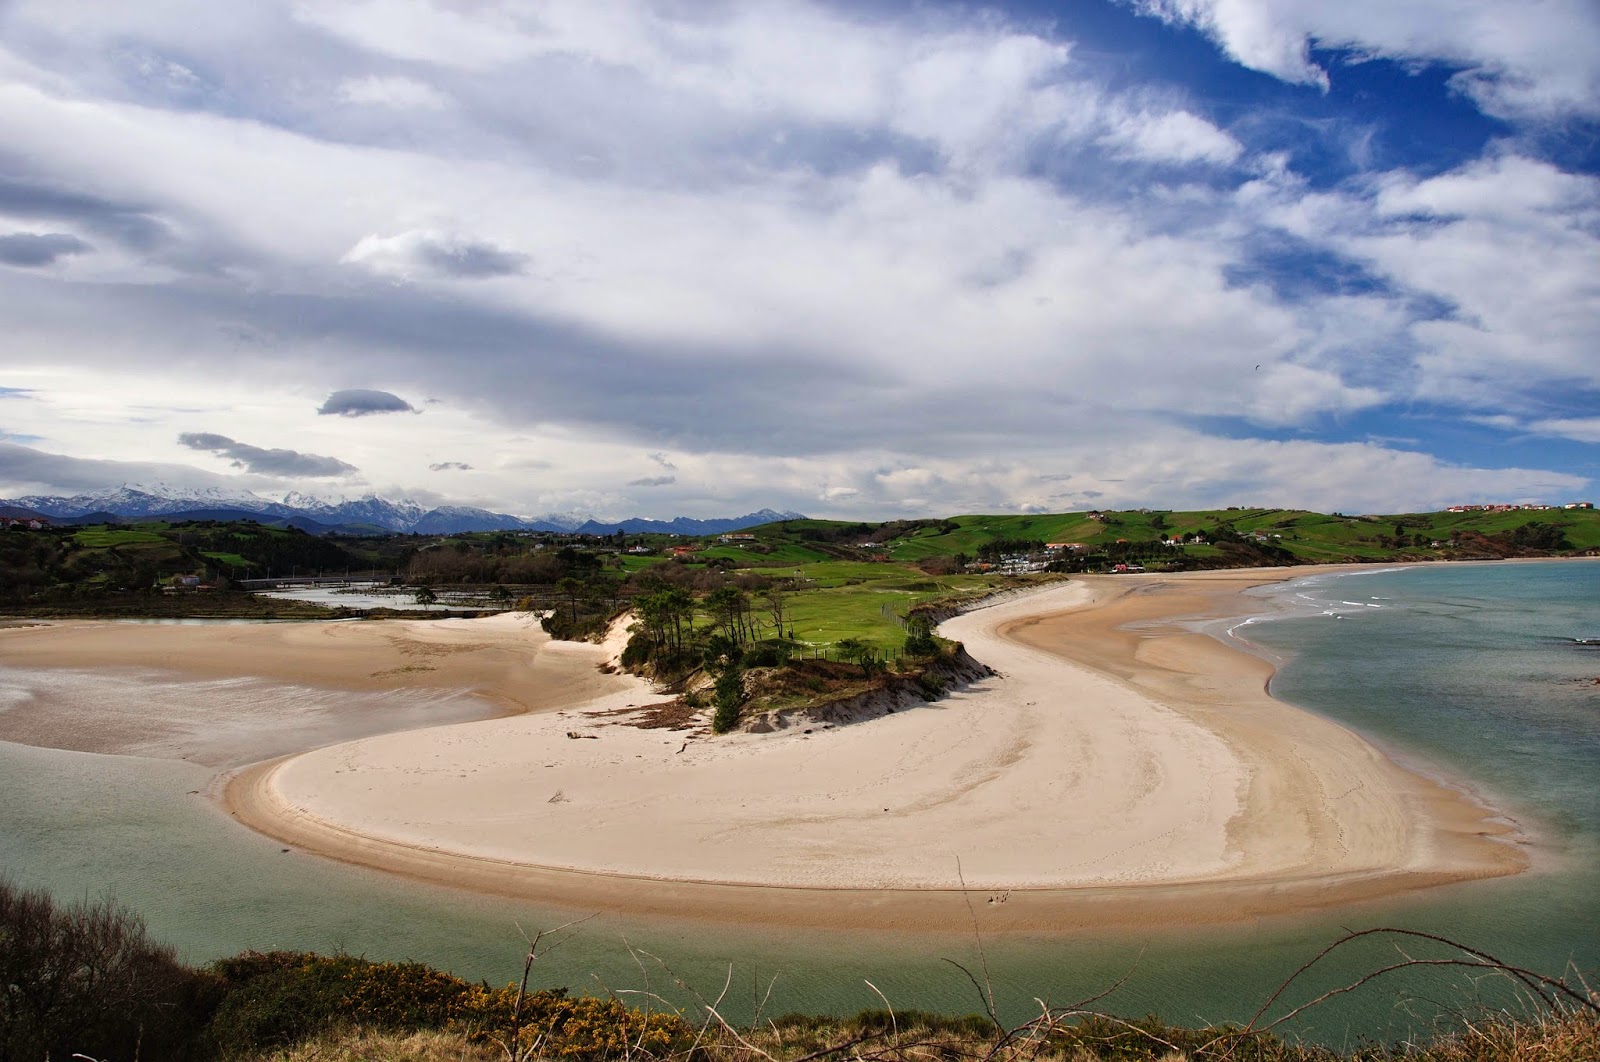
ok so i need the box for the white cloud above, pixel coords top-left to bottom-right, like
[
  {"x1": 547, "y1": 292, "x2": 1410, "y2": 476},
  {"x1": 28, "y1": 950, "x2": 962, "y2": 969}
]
[
  {"x1": 1101, "y1": 108, "x2": 1242, "y2": 165},
  {"x1": 291, "y1": 0, "x2": 537, "y2": 69},
  {"x1": 337, "y1": 74, "x2": 449, "y2": 110},
  {"x1": 1357, "y1": 154, "x2": 1600, "y2": 406},
  {"x1": 1129, "y1": 0, "x2": 1600, "y2": 120},
  {"x1": 1134, "y1": 0, "x2": 1329, "y2": 90},
  {"x1": 1233, "y1": 148, "x2": 1600, "y2": 415},
  {"x1": 342, "y1": 229, "x2": 528, "y2": 280},
  {"x1": 1530, "y1": 418, "x2": 1600, "y2": 444}
]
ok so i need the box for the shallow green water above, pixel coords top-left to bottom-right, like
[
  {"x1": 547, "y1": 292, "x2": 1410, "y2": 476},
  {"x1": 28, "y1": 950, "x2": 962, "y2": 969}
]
[{"x1": 2, "y1": 561, "x2": 1595, "y2": 1045}]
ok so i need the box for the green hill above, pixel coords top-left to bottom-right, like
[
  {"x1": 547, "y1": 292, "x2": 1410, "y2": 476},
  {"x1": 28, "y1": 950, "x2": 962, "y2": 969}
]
[{"x1": 721, "y1": 506, "x2": 1600, "y2": 569}]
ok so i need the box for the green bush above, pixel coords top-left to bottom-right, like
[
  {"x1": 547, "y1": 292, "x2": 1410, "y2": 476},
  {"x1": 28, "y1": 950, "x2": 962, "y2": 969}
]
[
  {"x1": 904, "y1": 614, "x2": 939, "y2": 656},
  {"x1": 742, "y1": 639, "x2": 797, "y2": 667},
  {"x1": 540, "y1": 610, "x2": 610, "y2": 641},
  {"x1": 619, "y1": 629, "x2": 654, "y2": 669},
  {"x1": 205, "y1": 952, "x2": 477, "y2": 1056},
  {"x1": 712, "y1": 665, "x2": 745, "y2": 733}
]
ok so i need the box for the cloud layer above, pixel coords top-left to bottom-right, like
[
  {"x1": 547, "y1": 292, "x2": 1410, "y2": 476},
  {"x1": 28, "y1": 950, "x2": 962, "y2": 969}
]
[
  {"x1": 177, "y1": 433, "x2": 358, "y2": 477},
  {"x1": 0, "y1": 232, "x2": 92, "y2": 267},
  {"x1": 0, "y1": 0, "x2": 1593, "y2": 518}
]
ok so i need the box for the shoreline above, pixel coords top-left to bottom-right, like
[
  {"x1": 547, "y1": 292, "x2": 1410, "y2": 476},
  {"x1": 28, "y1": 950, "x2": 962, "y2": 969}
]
[
  {"x1": 227, "y1": 565, "x2": 1523, "y2": 929},
  {"x1": 1, "y1": 565, "x2": 1529, "y2": 931}
]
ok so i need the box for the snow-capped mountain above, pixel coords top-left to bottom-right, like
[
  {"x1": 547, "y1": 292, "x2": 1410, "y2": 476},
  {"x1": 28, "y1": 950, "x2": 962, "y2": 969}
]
[
  {"x1": 14, "y1": 483, "x2": 295, "y2": 519},
  {"x1": 278, "y1": 491, "x2": 428, "y2": 531},
  {"x1": 5, "y1": 485, "x2": 806, "y2": 536},
  {"x1": 411, "y1": 505, "x2": 539, "y2": 534}
]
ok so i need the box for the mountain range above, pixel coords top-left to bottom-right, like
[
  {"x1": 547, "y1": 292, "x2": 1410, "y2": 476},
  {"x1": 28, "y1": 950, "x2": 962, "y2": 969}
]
[{"x1": 2, "y1": 484, "x2": 806, "y2": 537}]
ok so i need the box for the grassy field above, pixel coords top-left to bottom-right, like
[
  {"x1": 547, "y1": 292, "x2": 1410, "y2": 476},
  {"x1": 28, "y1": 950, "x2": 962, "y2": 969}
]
[
  {"x1": 777, "y1": 571, "x2": 1012, "y2": 651},
  {"x1": 200, "y1": 550, "x2": 254, "y2": 569},
  {"x1": 70, "y1": 526, "x2": 169, "y2": 547}
]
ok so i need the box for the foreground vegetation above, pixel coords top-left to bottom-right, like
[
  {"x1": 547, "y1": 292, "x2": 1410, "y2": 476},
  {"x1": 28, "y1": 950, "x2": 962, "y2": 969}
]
[
  {"x1": 3, "y1": 879, "x2": 1596, "y2": 1062},
  {"x1": 248, "y1": 1009, "x2": 1600, "y2": 1062}
]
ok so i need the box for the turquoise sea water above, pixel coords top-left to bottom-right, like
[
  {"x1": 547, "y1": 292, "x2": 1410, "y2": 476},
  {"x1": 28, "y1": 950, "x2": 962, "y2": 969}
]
[
  {"x1": 1234, "y1": 561, "x2": 1600, "y2": 981},
  {"x1": 1, "y1": 560, "x2": 1596, "y2": 1046}
]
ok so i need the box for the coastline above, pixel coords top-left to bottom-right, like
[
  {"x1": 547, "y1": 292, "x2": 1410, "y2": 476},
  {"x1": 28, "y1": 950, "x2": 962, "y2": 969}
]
[{"x1": 2, "y1": 566, "x2": 1528, "y2": 930}]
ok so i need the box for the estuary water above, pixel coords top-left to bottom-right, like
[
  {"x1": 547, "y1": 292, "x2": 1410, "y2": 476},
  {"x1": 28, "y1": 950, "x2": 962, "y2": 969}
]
[{"x1": 1, "y1": 560, "x2": 1597, "y2": 1046}]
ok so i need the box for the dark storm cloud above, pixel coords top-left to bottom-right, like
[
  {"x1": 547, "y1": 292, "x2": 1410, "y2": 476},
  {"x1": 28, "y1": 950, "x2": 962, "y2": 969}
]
[
  {"x1": 269, "y1": 284, "x2": 900, "y2": 454},
  {"x1": 3, "y1": 275, "x2": 954, "y2": 459},
  {"x1": 0, "y1": 441, "x2": 229, "y2": 493},
  {"x1": 0, "y1": 233, "x2": 92, "y2": 267},
  {"x1": 0, "y1": 174, "x2": 173, "y2": 253},
  {"x1": 177, "y1": 432, "x2": 357, "y2": 476},
  {"x1": 317, "y1": 389, "x2": 418, "y2": 417}
]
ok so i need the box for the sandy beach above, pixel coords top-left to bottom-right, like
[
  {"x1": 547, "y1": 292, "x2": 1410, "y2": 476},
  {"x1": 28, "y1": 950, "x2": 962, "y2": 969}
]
[{"x1": 0, "y1": 569, "x2": 1526, "y2": 929}]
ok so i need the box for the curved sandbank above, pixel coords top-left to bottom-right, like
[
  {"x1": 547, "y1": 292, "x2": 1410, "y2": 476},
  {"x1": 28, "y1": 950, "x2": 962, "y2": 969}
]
[
  {"x1": 0, "y1": 570, "x2": 1527, "y2": 930},
  {"x1": 221, "y1": 568, "x2": 1523, "y2": 929}
]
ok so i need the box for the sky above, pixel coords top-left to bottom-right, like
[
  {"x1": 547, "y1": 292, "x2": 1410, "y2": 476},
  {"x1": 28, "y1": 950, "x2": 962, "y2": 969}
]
[{"x1": 1, "y1": 0, "x2": 1597, "y2": 521}]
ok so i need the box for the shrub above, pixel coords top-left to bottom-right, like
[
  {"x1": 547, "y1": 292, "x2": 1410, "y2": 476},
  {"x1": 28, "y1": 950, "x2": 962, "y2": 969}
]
[
  {"x1": 203, "y1": 952, "x2": 697, "y2": 1059},
  {"x1": 540, "y1": 611, "x2": 610, "y2": 642},
  {"x1": 619, "y1": 629, "x2": 654, "y2": 669},
  {"x1": 742, "y1": 639, "x2": 797, "y2": 668},
  {"x1": 205, "y1": 952, "x2": 477, "y2": 1056},
  {"x1": 904, "y1": 615, "x2": 939, "y2": 657},
  {"x1": 0, "y1": 876, "x2": 214, "y2": 1061},
  {"x1": 712, "y1": 665, "x2": 745, "y2": 733},
  {"x1": 459, "y1": 989, "x2": 691, "y2": 1060},
  {"x1": 701, "y1": 632, "x2": 743, "y2": 670}
]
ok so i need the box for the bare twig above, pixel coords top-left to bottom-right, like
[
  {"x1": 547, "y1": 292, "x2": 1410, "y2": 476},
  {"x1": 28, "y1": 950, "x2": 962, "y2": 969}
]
[
  {"x1": 864, "y1": 979, "x2": 898, "y2": 1041},
  {"x1": 1209, "y1": 926, "x2": 1600, "y2": 1061},
  {"x1": 495, "y1": 913, "x2": 598, "y2": 1062},
  {"x1": 954, "y1": 857, "x2": 1002, "y2": 1031},
  {"x1": 632, "y1": 949, "x2": 778, "y2": 1062}
]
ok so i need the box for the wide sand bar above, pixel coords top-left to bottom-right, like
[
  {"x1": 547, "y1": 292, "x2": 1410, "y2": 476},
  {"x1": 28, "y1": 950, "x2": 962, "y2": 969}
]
[{"x1": 1, "y1": 570, "x2": 1525, "y2": 929}]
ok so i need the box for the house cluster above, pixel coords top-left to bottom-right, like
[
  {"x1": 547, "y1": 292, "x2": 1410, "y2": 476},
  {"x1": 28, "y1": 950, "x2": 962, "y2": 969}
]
[
  {"x1": 717, "y1": 533, "x2": 756, "y2": 543},
  {"x1": 2, "y1": 516, "x2": 49, "y2": 530},
  {"x1": 163, "y1": 573, "x2": 221, "y2": 592},
  {"x1": 1444, "y1": 502, "x2": 1593, "y2": 513},
  {"x1": 973, "y1": 554, "x2": 1051, "y2": 575}
]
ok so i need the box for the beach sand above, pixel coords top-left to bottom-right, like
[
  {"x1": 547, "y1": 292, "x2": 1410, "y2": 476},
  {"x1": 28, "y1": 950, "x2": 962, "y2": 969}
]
[{"x1": 0, "y1": 570, "x2": 1526, "y2": 930}]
